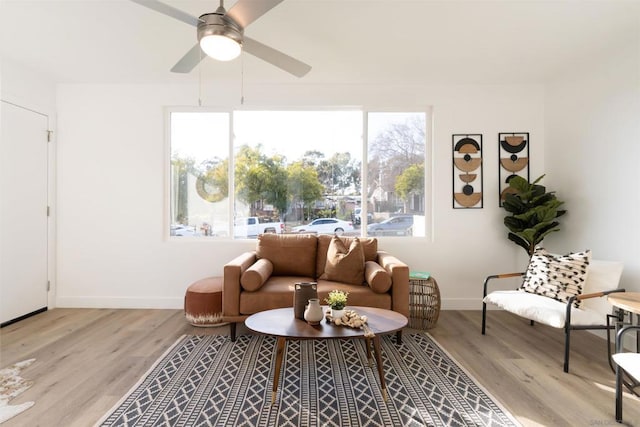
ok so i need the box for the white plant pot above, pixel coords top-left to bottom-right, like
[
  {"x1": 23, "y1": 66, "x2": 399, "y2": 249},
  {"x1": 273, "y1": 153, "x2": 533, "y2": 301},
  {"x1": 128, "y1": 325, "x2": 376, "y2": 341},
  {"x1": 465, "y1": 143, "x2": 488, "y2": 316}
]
[{"x1": 331, "y1": 308, "x2": 345, "y2": 320}]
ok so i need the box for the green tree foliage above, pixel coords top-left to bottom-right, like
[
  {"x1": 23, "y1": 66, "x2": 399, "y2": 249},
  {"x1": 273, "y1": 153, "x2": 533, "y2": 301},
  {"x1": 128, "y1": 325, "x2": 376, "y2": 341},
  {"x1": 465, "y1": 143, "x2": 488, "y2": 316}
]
[
  {"x1": 234, "y1": 145, "x2": 289, "y2": 217},
  {"x1": 287, "y1": 161, "x2": 324, "y2": 219},
  {"x1": 395, "y1": 163, "x2": 424, "y2": 207},
  {"x1": 171, "y1": 155, "x2": 197, "y2": 223},
  {"x1": 302, "y1": 150, "x2": 361, "y2": 196},
  {"x1": 502, "y1": 175, "x2": 567, "y2": 256}
]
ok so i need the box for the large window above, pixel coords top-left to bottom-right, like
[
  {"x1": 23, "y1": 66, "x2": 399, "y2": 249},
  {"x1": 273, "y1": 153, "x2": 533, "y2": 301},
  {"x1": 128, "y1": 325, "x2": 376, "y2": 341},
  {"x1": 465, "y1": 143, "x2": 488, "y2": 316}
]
[{"x1": 168, "y1": 109, "x2": 428, "y2": 238}]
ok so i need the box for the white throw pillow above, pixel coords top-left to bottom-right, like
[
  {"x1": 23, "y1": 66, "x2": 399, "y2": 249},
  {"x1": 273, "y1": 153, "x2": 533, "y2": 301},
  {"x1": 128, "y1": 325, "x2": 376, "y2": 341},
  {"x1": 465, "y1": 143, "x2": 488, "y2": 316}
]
[{"x1": 521, "y1": 248, "x2": 591, "y2": 308}]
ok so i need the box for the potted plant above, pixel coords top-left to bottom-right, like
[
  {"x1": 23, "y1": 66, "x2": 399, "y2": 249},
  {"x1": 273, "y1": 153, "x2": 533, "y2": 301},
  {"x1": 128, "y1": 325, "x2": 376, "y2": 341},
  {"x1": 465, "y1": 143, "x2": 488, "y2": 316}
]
[
  {"x1": 325, "y1": 290, "x2": 348, "y2": 320},
  {"x1": 502, "y1": 174, "x2": 567, "y2": 256}
]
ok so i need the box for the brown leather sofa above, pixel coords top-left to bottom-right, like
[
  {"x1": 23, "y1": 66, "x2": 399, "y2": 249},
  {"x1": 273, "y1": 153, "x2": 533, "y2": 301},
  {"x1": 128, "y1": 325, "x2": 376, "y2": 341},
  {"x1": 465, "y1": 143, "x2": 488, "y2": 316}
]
[{"x1": 223, "y1": 233, "x2": 410, "y2": 340}]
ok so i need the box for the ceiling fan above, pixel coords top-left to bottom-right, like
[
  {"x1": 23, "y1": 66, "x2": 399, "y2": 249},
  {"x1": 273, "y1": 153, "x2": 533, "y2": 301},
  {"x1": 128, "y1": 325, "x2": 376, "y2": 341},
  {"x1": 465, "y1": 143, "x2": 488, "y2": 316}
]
[{"x1": 130, "y1": 0, "x2": 311, "y2": 77}]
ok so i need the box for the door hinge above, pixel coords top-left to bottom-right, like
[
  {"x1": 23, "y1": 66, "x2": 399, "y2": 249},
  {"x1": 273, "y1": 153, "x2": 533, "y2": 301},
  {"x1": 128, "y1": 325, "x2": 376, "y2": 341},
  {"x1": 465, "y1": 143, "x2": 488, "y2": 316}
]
[
  {"x1": 47, "y1": 206, "x2": 50, "y2": 217},
  {"x1": 47, "y1": 281, "x2": 51, "y2": 291},
  {"x1": 47, "y1": 130, "x2": 53, "y2": 142}
]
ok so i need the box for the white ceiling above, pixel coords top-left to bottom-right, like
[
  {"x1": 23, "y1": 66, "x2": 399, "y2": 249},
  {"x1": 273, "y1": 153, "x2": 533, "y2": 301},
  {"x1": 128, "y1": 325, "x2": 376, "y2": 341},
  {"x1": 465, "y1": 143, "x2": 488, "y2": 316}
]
[{"x1": 1, "y1": 0, "x2": 639, "y2": 86}]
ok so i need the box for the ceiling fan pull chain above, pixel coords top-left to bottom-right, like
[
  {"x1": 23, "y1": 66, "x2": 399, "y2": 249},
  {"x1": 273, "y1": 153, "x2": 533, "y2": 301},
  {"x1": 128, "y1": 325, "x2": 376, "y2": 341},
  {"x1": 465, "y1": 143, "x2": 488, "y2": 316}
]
[
  {"x1": 241, "y1": 53, "x2": 245, "y2": 105},
  {"x1": 198, "y1": 49, "x2": 203, "y2": 107}
]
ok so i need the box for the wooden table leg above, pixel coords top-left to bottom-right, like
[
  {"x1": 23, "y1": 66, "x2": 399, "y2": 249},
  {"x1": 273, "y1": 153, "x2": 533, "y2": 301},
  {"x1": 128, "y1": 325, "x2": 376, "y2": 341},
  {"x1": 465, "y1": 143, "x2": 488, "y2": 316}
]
[
  {"x1": 372, "y1": 335, "x2": 388, "y2": 402},
  {"x1": 272, "y1": 337, "x2": 286, "y2": 404},
  {"x1": 365, "y1": 337, "x2": 373, "y2": 367}
]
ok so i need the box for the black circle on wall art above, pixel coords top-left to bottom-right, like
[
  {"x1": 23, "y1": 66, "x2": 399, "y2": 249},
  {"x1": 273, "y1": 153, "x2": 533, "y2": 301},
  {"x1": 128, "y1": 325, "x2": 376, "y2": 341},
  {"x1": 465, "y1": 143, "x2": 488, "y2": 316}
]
[
  {"x1": 454, "y1": 137, "x2": 481, "y2": 153},
  {"x1": 463, "y1": 184, "x2": 474, "y2": 195}
]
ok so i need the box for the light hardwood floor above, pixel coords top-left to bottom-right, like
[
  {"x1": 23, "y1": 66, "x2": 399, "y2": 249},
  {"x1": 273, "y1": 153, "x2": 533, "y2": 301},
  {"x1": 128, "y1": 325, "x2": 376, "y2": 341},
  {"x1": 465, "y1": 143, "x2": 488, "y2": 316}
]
[{"x1": 1, "y1": 308, "x2": 639, "y2": 426}]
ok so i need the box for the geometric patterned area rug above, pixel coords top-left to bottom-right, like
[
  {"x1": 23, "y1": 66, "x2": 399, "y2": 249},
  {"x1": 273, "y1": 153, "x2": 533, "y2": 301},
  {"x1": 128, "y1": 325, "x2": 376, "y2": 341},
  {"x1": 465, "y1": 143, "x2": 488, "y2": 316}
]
[{"x1": 97, "y1": 334, "x2": 520, "y2": 427}]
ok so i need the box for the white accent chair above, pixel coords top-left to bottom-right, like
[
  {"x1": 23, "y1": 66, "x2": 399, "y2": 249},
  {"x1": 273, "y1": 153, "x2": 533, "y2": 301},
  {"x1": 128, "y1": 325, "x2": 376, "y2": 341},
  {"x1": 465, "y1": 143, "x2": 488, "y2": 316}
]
[
  {"x1": 482, "y1": 259, "x2": 624, "y2": 372},
  {"x1": 614, "y1": 325, "x2": 640, "y2": 423}
]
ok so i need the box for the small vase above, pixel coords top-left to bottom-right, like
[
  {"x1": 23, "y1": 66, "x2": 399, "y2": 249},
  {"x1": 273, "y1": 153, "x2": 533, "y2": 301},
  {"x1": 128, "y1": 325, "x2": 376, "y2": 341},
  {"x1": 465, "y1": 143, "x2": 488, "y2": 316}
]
[
  {"x1": 294, "y1": 282, "x2": 318, "y2": 320},
  {"x1": 304, "y1": 298, "x2": 324, "y2": 325},
  {"x1": 331, "y1": 308, "x2": 345, "y2": 321}
]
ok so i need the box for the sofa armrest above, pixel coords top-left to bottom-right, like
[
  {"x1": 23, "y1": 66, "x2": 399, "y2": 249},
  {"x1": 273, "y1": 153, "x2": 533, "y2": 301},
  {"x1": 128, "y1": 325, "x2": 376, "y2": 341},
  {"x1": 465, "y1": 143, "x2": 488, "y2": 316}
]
[
  {"x1": 378, "y1": 251, "x2": 410, "y2": 317},
  {"x1": 223, "y1": 251, "x2": 257, "y2": 317}
]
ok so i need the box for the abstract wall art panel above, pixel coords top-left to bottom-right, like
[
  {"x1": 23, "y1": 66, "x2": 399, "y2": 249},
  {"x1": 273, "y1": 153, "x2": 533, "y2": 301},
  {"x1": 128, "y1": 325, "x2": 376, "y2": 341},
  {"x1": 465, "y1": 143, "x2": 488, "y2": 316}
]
[
  {"x1": 498, "y1": 132, "x2": 529, "y2": 206},
  {"x1": 452, "y1": 134, "x2": 483, "y2": 209}
]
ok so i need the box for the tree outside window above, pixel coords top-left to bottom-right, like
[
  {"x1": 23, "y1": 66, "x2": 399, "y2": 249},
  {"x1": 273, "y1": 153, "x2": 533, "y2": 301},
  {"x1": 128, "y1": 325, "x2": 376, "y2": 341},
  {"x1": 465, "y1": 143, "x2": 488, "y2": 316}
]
[{"x1": 169, "y1": 109, "x2": 427, "y2": 238}]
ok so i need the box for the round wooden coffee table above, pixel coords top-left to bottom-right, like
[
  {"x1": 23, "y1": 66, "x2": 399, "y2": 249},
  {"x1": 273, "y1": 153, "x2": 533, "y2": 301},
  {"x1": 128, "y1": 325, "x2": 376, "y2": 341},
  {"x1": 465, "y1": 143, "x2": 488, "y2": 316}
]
[{"x1": 245, "y1": 306, "x2": 407, "y2": 403}]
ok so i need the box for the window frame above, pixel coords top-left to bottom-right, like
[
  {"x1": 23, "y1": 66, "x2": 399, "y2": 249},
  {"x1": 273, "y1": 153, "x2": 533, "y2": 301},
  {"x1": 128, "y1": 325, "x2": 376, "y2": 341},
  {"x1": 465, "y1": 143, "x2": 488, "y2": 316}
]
[{"x1": 165, "y1": 106, "x2": 432, "y2": 240}]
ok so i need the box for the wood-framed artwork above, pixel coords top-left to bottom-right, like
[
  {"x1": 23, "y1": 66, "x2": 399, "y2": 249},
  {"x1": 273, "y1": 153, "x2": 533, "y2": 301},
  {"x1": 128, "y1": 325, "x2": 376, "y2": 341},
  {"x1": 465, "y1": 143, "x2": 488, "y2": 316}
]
[
  {"x1": 498, "y1": 132, "x2": 529, "y2": 206},
  {"x1": 452, "y1": 134, "x2": 483, "y2": 209}
]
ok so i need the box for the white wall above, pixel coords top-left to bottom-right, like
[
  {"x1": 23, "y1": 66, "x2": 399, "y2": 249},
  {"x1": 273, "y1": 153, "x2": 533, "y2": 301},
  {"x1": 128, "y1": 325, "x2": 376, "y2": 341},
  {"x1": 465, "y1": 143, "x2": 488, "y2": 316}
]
[
  {"x1": 55, "y1": 82, "x2": 543, "y2": 309},
  {"x1": 545, "y1": 36, "x2": 640, "y2": 291}
]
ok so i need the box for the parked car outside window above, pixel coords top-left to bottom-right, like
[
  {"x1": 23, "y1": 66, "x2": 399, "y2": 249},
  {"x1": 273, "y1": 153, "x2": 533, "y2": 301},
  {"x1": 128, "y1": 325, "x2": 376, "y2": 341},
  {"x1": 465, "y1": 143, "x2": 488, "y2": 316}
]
[
  {"x1": 170, "y1": 224, "x2": 199, "y2": 236},
  {"x1": 291, "y1": 218, "x2": 354, "y2": 236},
  {"x1": 367, "y1": 215, "x2": 413, "y2": 236},
  {"x1": 351, "y1": 207, "x2": 373, "y2": 225}
]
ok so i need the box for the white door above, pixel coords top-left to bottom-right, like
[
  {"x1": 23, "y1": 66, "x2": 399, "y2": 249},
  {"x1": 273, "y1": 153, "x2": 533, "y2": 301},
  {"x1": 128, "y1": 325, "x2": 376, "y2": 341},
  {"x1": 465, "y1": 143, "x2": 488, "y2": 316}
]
[{"x1": 0, "y1": 101, "x2": 49, "y2": 325}]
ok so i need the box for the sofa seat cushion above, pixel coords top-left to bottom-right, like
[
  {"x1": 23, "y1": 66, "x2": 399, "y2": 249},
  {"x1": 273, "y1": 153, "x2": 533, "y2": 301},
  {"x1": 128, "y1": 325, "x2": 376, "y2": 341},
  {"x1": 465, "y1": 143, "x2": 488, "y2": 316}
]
[
  {"x1": 239, "y1": 277, "x2": 392, "y2": 315},
  {"x1": 483, "y1": 290, "x2": 605, "y2": 328},
  {"x1": 240, "y1": 275, "x2": 315, "y2": 314},
  {"x1": 257, "y1": 233, "x2": 318, "y2": 277},
  {"x1": 317, "y1": 280, "x2": 391, "y2": 310}
]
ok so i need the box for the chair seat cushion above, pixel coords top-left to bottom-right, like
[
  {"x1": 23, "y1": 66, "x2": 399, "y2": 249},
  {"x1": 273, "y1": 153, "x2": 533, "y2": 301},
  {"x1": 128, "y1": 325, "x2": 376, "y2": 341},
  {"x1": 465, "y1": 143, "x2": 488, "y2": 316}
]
[
  {"x1": 484, "y1": 290, "x2": 604, "y2": 328},
  {"x1": 613, "y1": 353, "x2": 640, "y2": 381}
]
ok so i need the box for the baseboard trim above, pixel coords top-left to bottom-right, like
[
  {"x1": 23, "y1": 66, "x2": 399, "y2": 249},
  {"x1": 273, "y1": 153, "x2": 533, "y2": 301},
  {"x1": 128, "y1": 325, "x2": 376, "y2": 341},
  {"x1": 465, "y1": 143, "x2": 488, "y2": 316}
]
[
  {"x1": 1, "y1": 307, "x2": 48, "y2": 328},
  {"x1": 54, "y1": 297, "x2": 483, "y2": 311},
  {"x1": 56, "y1": 296, "x2": 183, "y2": 309}
]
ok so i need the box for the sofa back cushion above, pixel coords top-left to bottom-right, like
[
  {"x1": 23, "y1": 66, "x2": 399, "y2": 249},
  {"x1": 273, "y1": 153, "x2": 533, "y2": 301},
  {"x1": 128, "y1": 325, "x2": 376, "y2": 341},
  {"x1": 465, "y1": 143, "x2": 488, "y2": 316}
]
[
  {"x1": 257, "y1": 233, "x2": 318, "y2": 277},
  {"x1": 316, "y1": 235, "x2": 377, "y2": 279},
  {"x1": 319, "y1": 236, "x2": 365, "y2": 285}
]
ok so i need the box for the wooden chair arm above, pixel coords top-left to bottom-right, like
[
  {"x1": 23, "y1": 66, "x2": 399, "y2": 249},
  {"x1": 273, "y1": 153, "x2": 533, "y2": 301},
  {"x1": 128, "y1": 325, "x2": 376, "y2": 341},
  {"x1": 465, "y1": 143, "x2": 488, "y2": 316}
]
[
  {"x1": 577, "y1": 288, "x2": 626, "y2": 301},
  {"x1": 491, "y1": 272, "x2": 526, "y2": 279}
]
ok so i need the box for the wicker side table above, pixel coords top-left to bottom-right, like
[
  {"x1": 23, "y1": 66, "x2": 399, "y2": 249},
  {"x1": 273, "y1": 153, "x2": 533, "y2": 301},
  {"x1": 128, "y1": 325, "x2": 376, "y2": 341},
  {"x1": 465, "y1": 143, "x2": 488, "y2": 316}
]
[{"x1": 409, "y1": 271, "x2": 441, "y2": 329}]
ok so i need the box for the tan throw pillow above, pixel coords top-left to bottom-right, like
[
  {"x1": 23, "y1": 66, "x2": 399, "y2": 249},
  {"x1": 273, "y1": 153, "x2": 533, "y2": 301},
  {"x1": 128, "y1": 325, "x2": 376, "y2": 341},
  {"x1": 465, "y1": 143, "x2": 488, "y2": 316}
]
[
  {"x1": 316, "y1": 236, "x2": 377, "y2": 279},
  {"x1": 365, "y1": 261, "x2": 392, "y2": 293},
  {"x1": 240, "y1": 258, "x2": 274, "y2": 291},
  {"x1": 320, "y1": 236, "x2": 365, "y2": 285}
]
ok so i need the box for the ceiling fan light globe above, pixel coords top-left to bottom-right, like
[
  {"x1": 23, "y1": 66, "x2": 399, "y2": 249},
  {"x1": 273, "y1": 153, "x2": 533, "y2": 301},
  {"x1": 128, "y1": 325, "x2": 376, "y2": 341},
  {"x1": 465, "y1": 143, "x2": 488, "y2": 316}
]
[{"x1": 200, "y1": 35, "x2": 241, "y2": 61}]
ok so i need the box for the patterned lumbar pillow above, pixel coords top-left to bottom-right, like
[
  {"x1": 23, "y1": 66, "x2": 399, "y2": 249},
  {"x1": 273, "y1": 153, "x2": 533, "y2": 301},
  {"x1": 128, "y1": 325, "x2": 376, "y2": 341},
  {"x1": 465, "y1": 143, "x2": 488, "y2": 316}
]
[{"x1": 521, "y1": 248, "x2": 591, "y2": 308}]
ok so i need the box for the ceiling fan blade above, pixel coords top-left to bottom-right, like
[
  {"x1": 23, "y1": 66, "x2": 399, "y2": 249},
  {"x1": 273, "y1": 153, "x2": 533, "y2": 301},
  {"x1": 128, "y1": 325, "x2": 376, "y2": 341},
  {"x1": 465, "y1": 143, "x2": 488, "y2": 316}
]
[
  {"x1": 130, "y1": 0, "x2": 201, "y2": 27},
  {"x1": 226, "y1": 0, "x2": 285, "y2": 29},
  {"x1": 243, "y1": 37, "x2": 311, "y2": 78},
  {"x1": 171, "y1": 44, "x2": 205, "y2": 73}
]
